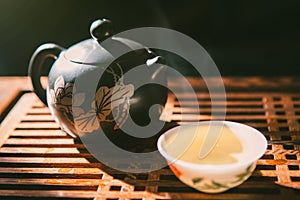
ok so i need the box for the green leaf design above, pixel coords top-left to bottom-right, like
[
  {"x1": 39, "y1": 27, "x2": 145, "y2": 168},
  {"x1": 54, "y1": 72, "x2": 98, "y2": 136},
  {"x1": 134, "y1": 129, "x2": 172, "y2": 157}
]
[
  {"x1": 212, "y1": 181, "x2": 229, "y2": 188},
  {"x1": 192, "y1": 177, "x2": 203, "y2": 184},
  {"x1": 191, "y1": 164, "x2": 255, "y2": 191},
  {"x1": 233, "y1": 164, "x2": 254, "y2": 183},
  {"x1": 203, "y1": 183, "x2": 218, "y2": 189}
]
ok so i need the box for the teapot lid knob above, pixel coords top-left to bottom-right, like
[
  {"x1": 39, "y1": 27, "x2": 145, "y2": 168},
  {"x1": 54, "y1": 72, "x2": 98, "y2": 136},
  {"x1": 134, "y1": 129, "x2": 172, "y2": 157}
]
[{"x1": 90, "y1": 19, "x2": 113, "y2": 42}]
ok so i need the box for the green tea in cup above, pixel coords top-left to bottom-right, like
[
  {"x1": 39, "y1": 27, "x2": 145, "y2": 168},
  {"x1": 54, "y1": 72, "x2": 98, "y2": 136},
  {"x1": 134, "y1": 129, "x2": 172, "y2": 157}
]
[
  {"x1": 164, "y1": 124, "x2": 243, "y2": 164},
  {"x1": 157, "y1": 121, "x2": 268, "y2": 193}
]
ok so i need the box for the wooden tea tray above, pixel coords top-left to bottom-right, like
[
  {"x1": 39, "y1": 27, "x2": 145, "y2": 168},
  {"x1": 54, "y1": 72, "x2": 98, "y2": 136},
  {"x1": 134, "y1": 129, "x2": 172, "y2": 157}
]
[{"x1": 0, "y1": 76, "x2": 299, "y2": 199}]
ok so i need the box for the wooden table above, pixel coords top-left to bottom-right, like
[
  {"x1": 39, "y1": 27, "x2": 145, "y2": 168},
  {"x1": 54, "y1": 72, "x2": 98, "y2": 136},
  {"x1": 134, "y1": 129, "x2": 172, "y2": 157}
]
[{"x1": 0, "y1": 76, "x2": 300, "y2": 199}]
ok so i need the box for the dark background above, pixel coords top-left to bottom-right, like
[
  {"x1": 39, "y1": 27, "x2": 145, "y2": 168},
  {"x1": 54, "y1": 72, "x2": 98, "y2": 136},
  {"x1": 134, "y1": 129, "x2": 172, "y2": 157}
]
[{"x1": 0, "y1": 0, "x2": 300, "y2": 76}]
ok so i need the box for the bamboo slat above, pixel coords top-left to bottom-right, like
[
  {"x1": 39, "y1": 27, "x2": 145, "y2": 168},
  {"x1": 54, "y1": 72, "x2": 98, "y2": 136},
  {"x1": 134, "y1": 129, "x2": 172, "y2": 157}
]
[{"x1": 0, "y1": 77, "x2": 299, "y2": 199}]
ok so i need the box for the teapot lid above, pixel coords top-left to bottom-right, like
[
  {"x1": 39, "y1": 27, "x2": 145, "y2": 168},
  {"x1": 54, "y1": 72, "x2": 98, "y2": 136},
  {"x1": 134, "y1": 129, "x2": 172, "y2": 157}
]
[{"x1": 64, "y1": 19, "x2": 146, "y2": 65}]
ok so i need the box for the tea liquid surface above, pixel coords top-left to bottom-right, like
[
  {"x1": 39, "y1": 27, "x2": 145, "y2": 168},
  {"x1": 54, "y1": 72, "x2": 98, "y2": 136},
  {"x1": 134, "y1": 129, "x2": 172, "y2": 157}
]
[{"x1": 165, "y1": 124, "x2": 243, "y2": 164}]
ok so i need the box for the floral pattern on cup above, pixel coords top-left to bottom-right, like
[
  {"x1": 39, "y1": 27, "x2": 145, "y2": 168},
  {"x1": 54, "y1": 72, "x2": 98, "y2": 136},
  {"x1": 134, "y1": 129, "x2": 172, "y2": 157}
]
[
  {"x1": 168, "y1": 162, "x2": 182, "y2": 177},
  {"x1": 180, "y1": 163, "x2": 256, "y2": 193},
  {"x1": 167, "y1": 162, "x2": 255, "y2": 192}
]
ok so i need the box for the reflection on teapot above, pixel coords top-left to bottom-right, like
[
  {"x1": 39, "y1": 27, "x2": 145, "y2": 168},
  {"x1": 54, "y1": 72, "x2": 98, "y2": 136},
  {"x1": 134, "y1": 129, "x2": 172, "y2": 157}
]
[{"x1": 29, "y1": 19, "x2": 169, "y2": 152}]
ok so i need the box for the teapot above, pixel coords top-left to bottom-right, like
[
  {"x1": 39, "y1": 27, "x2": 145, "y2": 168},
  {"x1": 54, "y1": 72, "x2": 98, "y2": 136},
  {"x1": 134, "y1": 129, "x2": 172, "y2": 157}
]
[{"x1": 29, "y1": 19, "x2": 169, "y2": 152}]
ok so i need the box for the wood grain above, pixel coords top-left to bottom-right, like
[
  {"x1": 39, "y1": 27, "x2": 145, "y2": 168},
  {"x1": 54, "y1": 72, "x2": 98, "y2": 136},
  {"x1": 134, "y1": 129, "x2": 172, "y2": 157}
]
[{"x1": 0, "y1": 76, "x2": 299, "y2": 199}]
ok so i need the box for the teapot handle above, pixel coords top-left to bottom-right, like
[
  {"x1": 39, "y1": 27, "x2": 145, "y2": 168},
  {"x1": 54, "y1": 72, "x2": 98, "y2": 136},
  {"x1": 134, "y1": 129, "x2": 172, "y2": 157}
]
[{"x1": 28, "y1": 43, "x2": 64, "y2": 105}]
